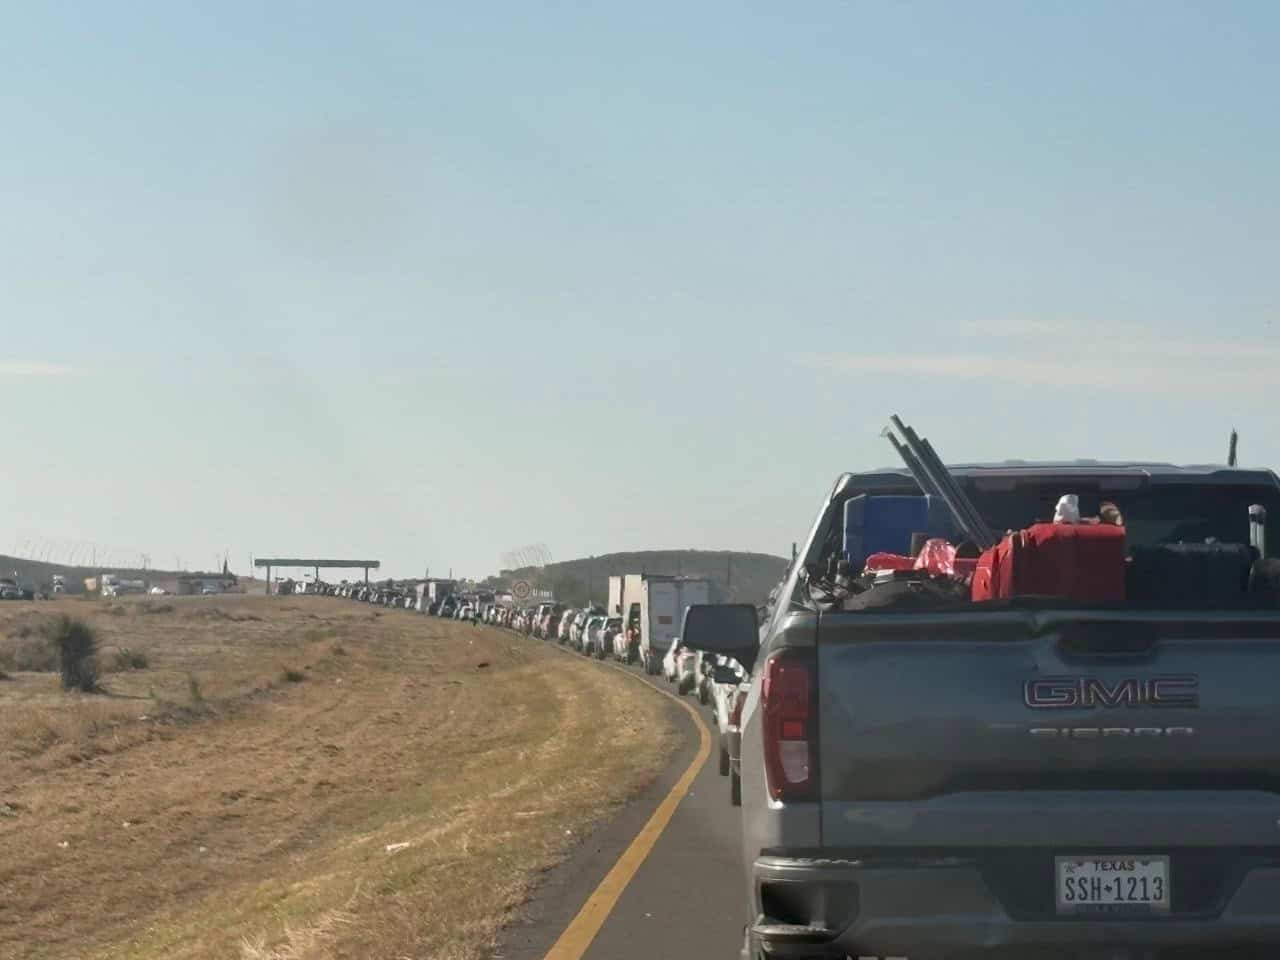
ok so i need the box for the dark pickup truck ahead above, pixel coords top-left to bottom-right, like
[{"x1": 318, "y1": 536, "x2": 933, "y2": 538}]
[{"x1": 684, "y1": 461, "x2": 1280, "y2": 960}]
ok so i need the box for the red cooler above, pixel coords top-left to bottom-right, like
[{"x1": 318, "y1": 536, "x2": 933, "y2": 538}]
[{"x1": 972, "y1": 523, "x2": 1126, "y2": 603}]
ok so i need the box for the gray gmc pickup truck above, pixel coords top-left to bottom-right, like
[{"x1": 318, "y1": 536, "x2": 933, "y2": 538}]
[{"x1": 684, "y1": 462, "x2": 1280, "y2": 960}]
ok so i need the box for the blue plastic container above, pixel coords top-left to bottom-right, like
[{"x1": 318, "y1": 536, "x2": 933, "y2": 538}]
[{"x1": 843, "y1": 494, "x2": 955, "y2": 570}]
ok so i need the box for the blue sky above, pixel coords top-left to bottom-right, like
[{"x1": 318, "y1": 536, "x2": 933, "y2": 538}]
[{"x1": 3, "y1": 1, "x2": 1278, "y2": 578}]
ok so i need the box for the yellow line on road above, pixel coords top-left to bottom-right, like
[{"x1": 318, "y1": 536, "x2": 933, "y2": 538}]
[{"x1": 542, "y1": 664, "x2": 712, "y2": 960}]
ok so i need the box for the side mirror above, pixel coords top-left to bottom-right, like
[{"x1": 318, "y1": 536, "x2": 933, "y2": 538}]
[{"x1": 680, "y1": 604, "x2": 759, "y2": 667}]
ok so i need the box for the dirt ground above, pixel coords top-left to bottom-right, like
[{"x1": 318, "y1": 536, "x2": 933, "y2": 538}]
[{"x1": 0, "y1": 596, "x2": 676, "y2": 960}]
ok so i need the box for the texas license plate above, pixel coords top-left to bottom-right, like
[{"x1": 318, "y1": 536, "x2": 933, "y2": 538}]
[{"x1": 1056, "y1": 855, "x2": 1170, "y2": 915}]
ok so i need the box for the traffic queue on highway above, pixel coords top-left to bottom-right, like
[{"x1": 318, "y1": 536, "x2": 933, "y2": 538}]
[
  {"x1": 478, "y1": 598, "x2": 755, "y2": 809},
  {"x1": 304, "y1": 572, "x2": 763, "y2": 808}
]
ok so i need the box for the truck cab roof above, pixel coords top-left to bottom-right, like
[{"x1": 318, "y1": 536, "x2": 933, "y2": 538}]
[{"x1": 846, "y1": 463, "x2": 1280, "y2": 496}]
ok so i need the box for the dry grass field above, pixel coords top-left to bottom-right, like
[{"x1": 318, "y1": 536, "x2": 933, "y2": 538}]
[{"x1": 0, "y1": 596, "x2": 676, "y2": 960}]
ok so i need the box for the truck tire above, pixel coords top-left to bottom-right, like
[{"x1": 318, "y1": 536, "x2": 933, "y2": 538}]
[
  {"x1": 730, "y1": 770, "x2": 741, "y2": 806},
  {"x1": 719, "y1": 743, "x2": 730, "y2": 776}
]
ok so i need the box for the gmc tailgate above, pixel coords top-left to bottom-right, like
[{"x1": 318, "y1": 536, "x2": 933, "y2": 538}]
[{"x1": 816, "y1": 608, "x2": 1280, "y2": 851}]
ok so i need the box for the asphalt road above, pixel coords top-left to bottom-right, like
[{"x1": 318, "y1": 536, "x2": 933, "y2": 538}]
[{"x1": 500, "y1": 648, "x2": 747, "y2": 960}]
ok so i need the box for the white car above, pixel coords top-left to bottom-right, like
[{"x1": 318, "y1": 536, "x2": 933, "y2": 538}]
[
  {"x1": 557, "y1": 609, "x2": 577, "y2": 645},
  {"x1": 694, "y1": 649, "x2": 727, "y2": 705},
  {"x1": 662, "y1": 642, "x2": 681, "y2": 681},
  {"x1": 709, "y1": 656, "x2": 750, "y2": 772},
  {"x1": 663, "y1": 641, "x2": 696, "y2": 688},
  {"x1": 570, "y1": 611, "x2": 589, "y2": 651},
  {"x1": 669, "y1": 644, "x2": 698, "y2": 693},
  {"x1": 722, "y1": 677, "x2": 751, "y2": 805},
  {"x1": 573, "y1": 608, "x2": 605, "y2": 651},
  {"x1": 567, "y1": 609, "x2": 587, "y2": 647},
  {"x1": 603, "y1": 617, "x2": 626, "y2": 661},
  {"x1": 581, "y1": 615, "x2": 606, "y2": 656}
]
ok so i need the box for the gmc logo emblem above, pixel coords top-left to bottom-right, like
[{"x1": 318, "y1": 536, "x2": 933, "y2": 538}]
[{"x1": 1024, "y1": 675, "x2": 1199, "y2": 710}]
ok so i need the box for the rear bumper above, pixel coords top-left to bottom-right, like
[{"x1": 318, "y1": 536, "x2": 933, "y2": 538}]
[{"x1": 751, "y1": 853, "x2": 1280, "y2": 959}]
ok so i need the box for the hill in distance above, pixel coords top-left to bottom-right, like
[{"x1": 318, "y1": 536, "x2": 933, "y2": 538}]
[{"x1": 489, "y1": 549, "x2": 789, "y2": 607}]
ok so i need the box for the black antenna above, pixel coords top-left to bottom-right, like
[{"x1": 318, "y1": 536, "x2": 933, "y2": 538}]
[{"x1": 1228, "y1": 429, "x2": 1239, "y2": 468}]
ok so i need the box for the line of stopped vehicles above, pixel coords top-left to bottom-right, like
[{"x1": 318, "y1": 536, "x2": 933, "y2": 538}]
[
  {"x1": 296, "y1": 572, "x2": 757, "y2": 808},
  {"x1": 487, "y1": 589, "x2": 755, "y2": 807}
]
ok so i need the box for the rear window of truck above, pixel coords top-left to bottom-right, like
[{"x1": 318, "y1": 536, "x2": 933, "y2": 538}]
[{"x1": 966, "y1": 482, "x2": 1280, "y2": 549}]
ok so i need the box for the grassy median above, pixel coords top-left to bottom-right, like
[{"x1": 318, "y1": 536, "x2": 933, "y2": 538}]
[{"x1": 0, "y1": 596, "x2": 676, "y2": 960}]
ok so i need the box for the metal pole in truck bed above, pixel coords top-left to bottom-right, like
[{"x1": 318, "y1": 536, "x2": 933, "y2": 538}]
[
  {"x1": 885, "y1": 431, "x2": 944, "y2": 499},
  {"x1": 887, "y1": 415, "x2": 999, "y2": 550},
  {"x1": 887, "y1": 416, "x2": 980, "y2": 538}
]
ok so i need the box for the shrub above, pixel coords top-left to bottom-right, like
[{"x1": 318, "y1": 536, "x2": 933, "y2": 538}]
[
  {"x1": 187, "y1": 673, "x2": 204, "y2": 705},
  {"x1": 142, "y1": 603, "x2": 174, "y2": 615},
  {"x1": 114, "y1": 648, "x2": 149, "y2": 671},
  {"x1": 281, "y1": 668, "x2": 306, "y2": 683},
  {"x1": 0, "y1": 635, "x2": 57, "y2": 672},
  {"x1": 331, "y1": 644, "x2": 348, "y2": 657},
  {"x1": 45, "y1": 616, "x2": 100, "y2": 693}
]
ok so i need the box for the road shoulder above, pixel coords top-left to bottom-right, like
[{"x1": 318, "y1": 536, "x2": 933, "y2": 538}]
[{"x1": 497, "y1": 674, "x2": 698, "y2": 960}]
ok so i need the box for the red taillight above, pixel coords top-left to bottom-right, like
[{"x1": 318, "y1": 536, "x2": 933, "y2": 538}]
[
  {"x1": 762, "y1": 652, "x2": 814, "y2": 802},
  {"x1": 729, "y1": 689, "x2": 747, "y2": 727}
]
